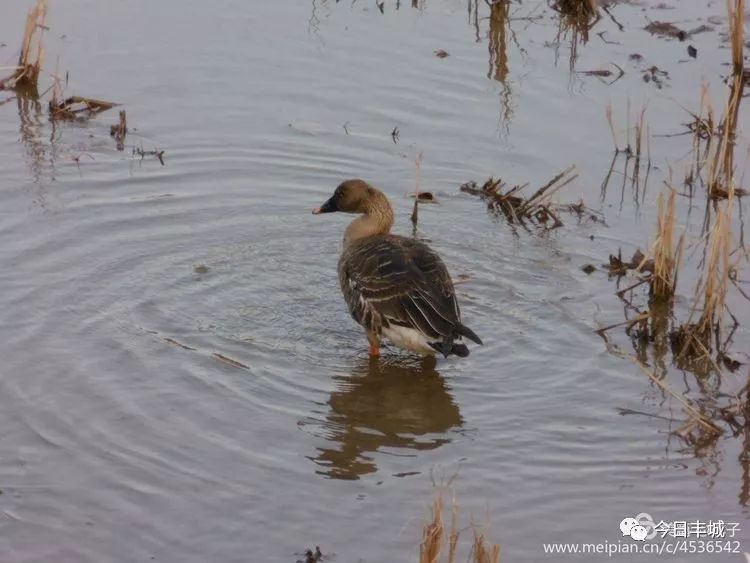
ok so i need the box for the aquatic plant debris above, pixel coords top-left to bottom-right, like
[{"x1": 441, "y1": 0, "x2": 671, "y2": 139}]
[
  {"x1": 212, "y1": 353, "x2": 249, "y2": 370},
  {"x1": 109, "y1": 110, "x2": 128, "y2": 150},
  {"x1": 49, "y1": 96, "x2": 118, "y2": 119},
  {"x1": 575, "y1": 62, "x2": 624, "y2": 84},
  {"x1": 643, "y1": 21, "x2": 714, "y2": 41},
  {"x1": 0, "y1": 0, "x2": 48, "y2": 92},
  {"x1": 644, "y1": 21, "x2": 687, "y2": 40},
  {"x1": 409, "y1": 192, "x2": 436, "y2": 202},
  {"x1": 606, "y1": 248, "x2": 654, "y2": 277},
  {"x1": 133, "y1": 146, "x2": 166, "y2": 166},
  {"x1": 295, "y1": 546, "x2": 324, "y2": 563},
  {"x1": 461, "y1": 165, "x2": 589, "y2": 229},
  {"x1": 164, "y1": 337, "x2": 196, "y2": 351}
]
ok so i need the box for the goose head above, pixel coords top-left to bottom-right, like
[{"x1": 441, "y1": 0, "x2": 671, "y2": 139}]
[
  {"x1": 312, "y1": 179, "x2": 395, "y2": 243},
  {"x1": 312, "y1": 179, "x2": 380, "y2": 215}
]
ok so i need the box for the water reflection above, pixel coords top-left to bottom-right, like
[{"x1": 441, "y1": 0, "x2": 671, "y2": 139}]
[
  {"x1": 550, "y1": 0, "x2": 600, "y2": 71},
  {"x1": 17, "y1": 90, "x2": 48, "y2": 183},
  {"x1": 487, "y1": 0, "x2": 514, "y2": 135},
  {"x1": 607, "y1": 294, "x2": 750, "y2": 504},
  {"x1": 487, "y1": 1, "x2": 509, "y2": 83},
  {"x1": 311, "y1": 356, "x2": 463, "y2": 480},
  {"x1": 15, "y1": 89, "x2": 59, "y2": 209}
]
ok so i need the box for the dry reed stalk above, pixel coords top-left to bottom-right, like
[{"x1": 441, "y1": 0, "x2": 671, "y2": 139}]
[
  {"x1": 420, "y1": 488, "x2": 448, "y2": 563},
  {"x1": 697, "y1": 83, "x2": 715, "y2": 141},
  {"x1": 518, "y1": 164, "x2": 577, "y2": 213},
  {"x1": 471, "y1": 528, "x2": 501, "y2": 563},
  {"x1": 685, "y1": 83, "x2": 715, "y2": 191},
  {"x1": 697, "y1": 206, "x2": 732, "y2": 338},
  {"x1": 602, "y1": 101, "x2": 649, "y2": 198},
  {"x1": 447, "y1": 501, "x2": 459, "y2": 563},
  {"x1": 605, "y1": 103, "x2": 619, "y2": 151},
  {"x1": 634, "y1": 106, "x2": 646, "y2": 160},
  {"x1": 677, "y1": 0, "x2": 745, "y2": 356},
  {"x1": 50, "y1": 56, "x2": 63, "y2": 109},
  {"x1": 629, "y1": 356, "x2": 721, "y2": 435},
  {"x1": 419, "y1": 487, "x2": 500, "y2": 563},
  {"x1": 49, "y1": 96, "x2": 118, "y2": 119},
  {"x1": 461, "y1": 166, "x2": 578, "y2": 229},
  {"x1": 706, "y1": 0, "x2": 744, "y2": 199},
  {"x1": 650, "y1": 188, "x2": 679, "y2": 300},
  {"x1": 0, "y1": 0, "x2": 48, "y2": 91},
  {"x1": 631, "y1": 105, "x2": 648, "y2": 189},
  {"x1": 111, "y1": 110, "x2": 128, "y2": 150}
]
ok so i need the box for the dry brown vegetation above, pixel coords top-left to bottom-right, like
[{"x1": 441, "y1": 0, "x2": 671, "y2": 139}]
[
  {"x1": 609, "y1": 187, "x2": 683, "y2": 302},
  {"x1": 606, "y1": 0, "x2": 746, "y2": 357},
  {"x1": 1, "y1": 0, "x2": 122, "y2": 156},
  {"x1": 420, "y1": 486, "x2": 500, "y2": 563},
  {"x1": 601, "y1": 101, "x2": 652, "y2": 205},
  {"x1": 599, "y1": 0, "x2": 749, "y2": 460},
  {"x1": 460, "y1": 165, "x2": 606, "y2": 230},
  {"x1": 0, "y1": 0, "x2": 47, "y2": 93},
  {"x1": 673, "y1": 0, "x2": 745, "y2": 362},
  {"x1": 49, "y1": 96, "x2": 118, "y2": 119},
  {"x1": 650, "y1": 189, "x2": 682, "y2": 300}
]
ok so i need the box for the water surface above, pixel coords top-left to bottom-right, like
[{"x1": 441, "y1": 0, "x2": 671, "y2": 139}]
[{"x1": 0, "y1": 1, "x2": 748, "y2": 561}]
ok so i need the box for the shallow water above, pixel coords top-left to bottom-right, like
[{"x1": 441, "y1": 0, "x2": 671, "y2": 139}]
[{"x1": 0, "y1": 1, "x2": 749, "y2": 561}]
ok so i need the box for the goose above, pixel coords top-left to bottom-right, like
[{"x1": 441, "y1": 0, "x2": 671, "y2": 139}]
[{"x1": 312, "y1": 179, "x2": 482, "y2": 358}]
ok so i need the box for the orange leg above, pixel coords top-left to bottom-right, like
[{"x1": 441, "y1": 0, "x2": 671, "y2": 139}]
[
  {"x1": 367, "y1": 332, "x2": 380, "y2": 358},
  {"x1": 368, "y1": 342, "x2": 380, "y2": 357}
]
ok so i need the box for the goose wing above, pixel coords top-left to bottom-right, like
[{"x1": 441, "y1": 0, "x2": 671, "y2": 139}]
[{"x1": 339, "y1": 236, "x2": 463, "y2": 341}]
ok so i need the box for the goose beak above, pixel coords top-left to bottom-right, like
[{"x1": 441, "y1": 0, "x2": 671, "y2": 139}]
[{"x1": 312, "y1": 196, "x2": 338, "y2": 215}]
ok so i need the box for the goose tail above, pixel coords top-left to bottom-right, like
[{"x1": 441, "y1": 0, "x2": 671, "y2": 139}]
[{"x1": 456, "y1": 324, "x2": 482, "y2": 346}]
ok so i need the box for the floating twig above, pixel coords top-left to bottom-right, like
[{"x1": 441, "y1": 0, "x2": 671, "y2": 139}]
[
  {"x1": 110, "y1": 110, "x2": 127, "y2": 151},
  {"x1": 49, "y1": 96, "x2": 118, "y2": 119},
  {"x1": 133, "y1": 146, "x2": 166, "y2": 166}
]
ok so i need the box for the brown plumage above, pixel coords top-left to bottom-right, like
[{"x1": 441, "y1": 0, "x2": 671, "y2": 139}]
[{"x1": 313, "y1": 179, "x2": 482, "y2": 358}]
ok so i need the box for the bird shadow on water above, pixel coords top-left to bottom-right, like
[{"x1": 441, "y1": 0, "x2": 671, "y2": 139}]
[{"x1": 306, "y1": 355, "x2": 463, "y2": 480}]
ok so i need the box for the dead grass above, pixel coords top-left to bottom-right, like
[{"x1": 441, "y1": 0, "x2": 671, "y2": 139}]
[
  {"x1": 110, "y1": 110, "x2": 128, "y2": 151},
  {"x1": 674, "y1": 0, "x2": 745, "y2": 360},
  {"x1": 676, "y1": 205, "x2": 735, "y2": 359},
  {"x1": 0, "y1": 0, "x2": 48, "y2": 92},
  {"x1": 420, "y1": 486, "x2": 456, "y2": 563},
  {"x1": 683, "y1": 82, "x2": 716, "y2": 195},
  {"x1": 602, "y1": 0, "x2": 747, "y2": 378},
  {"x1": 705, "y1": 0, "x2": 744, "y2": 202},
  {"x1": 470, "y1": 529, "x2": 501, "y2": 563},
  {"x1": 601, "y1": 102, "x2": 652, "y2": 202},
  {"x1": 420, "y1": 487, "x2": 500, "y2": 563},
  {"x1": 461, "y1": 165, "x2": 589, "y2": 229},
  {"x1": 650, "y1": 188, "x2": 683, "y2": 301}
]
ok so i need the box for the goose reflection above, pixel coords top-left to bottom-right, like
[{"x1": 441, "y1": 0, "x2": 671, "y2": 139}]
[{"x1": 311, "y1": 357, "x2": 463, "y2": 480}]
